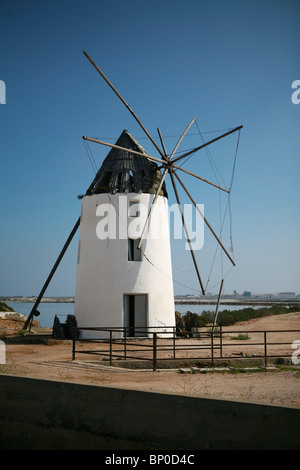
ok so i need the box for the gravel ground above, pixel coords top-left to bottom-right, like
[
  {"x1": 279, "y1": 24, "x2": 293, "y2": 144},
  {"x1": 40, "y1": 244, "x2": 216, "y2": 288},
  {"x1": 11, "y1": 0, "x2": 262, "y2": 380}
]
[{"x1": 1, "y1": 312, "x2": 300, "y2": 408}]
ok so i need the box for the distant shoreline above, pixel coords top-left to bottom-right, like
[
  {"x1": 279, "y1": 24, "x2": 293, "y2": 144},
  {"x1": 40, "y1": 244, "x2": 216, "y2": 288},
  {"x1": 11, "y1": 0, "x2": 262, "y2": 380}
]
[
  {"x1": 175, "y1": 299, "x2": 300, "y2": 306},
  {"x1": 2, "y1": 296, "x2": 300, "y2": 307},
  {"x1": 1, "y1": 297, "x2": 75, "y2": 303}
]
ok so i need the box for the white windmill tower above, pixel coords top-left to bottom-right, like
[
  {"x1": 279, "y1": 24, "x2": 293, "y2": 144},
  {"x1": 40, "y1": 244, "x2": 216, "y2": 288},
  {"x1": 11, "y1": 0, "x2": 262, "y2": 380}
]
[
  {"x1": 74, "y1": 129, "x2": 175, "y2": 338},
  {"x1": 23, "y1": 51, "x2": 242, "y2": 338}
]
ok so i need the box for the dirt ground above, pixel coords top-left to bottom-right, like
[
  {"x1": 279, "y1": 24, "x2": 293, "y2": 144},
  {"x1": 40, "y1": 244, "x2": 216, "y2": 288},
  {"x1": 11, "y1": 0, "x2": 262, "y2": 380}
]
[{"x1": 1, "y1": 312, "x2": 300, "y2": 408}]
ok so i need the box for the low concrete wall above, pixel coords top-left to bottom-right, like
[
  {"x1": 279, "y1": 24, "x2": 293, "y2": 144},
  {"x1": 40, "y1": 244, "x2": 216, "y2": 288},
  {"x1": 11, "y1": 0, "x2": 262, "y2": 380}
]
[{"x1": 0, "y1": 374, "x2": 299, "y2": 450}]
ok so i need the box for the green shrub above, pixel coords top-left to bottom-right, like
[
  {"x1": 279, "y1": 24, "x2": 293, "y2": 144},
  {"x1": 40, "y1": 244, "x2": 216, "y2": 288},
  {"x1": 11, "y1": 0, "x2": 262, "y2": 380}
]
[
  {"x1": 230, "y1": 334, "x2": 250, "y2": 340},
  {"x1": 0, "y1": 302, "x2": 14, "y2": 312},
  {"x1": 16, "y1": 329, "x2": 27, "y2": 337},
  {"x1": 182, "y1": 304, "x2": 300, "y2": 329}
]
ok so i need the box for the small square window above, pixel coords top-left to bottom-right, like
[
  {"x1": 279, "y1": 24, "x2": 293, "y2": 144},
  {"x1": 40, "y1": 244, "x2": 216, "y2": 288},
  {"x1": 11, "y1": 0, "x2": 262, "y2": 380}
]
[{"x1": 129, "y1": 200, "x2": 140, "y2": 218}]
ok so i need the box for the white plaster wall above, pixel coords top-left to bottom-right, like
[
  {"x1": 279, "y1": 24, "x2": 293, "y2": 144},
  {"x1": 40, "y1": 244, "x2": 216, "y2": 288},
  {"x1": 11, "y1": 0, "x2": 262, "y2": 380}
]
[{"x1": 74, "y1": 193, "x2": 175, "y2": 338}]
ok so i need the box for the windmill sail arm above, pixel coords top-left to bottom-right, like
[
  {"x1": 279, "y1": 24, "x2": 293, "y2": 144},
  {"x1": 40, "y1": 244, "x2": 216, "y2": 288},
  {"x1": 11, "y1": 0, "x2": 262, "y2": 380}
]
[
  {"x1": 169, "y1": 170, "x2": 205, "y2": 296},
  {"x1": 137, "y1": 167, "x2": 169, "y2": 249},
  {"x1": 169, "y1": 118, "x2": 195, "y2": 160},
  {"x1": 172, "y1": 164, "x2": 229, "y2": 193},
  {"x1": 83, "y1": 51, "x2": 166, "y2": 160},
  {"x1": 172, "y1": 170, "x2": 236, "y2": 266},
  {"x1": 171, "y1": 125, "x2": 243, "y2": 165},
  {"x1": 82, "y1": 136, "x2": 166, "y2": 166},
  {"x1": 157, "y1": 128, "x2": 168, "y2": 159}
]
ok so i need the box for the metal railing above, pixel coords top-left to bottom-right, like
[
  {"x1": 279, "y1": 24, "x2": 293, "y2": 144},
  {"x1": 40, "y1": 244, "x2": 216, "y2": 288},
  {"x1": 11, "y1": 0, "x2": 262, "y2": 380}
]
[{"x1": 71, "y1": 326, "x2": 300, "y2": 371}]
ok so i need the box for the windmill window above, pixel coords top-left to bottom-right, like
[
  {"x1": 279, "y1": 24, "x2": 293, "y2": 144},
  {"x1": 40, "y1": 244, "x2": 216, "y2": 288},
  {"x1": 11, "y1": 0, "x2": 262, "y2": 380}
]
[
  {"x1": 97, "y1": 171, "x2": 112, "y2": 192},
  {"x1": 128, "y1": 238, "x2": 142, "y2": 261},
  {"x1": 128, "y1": 170, "x2": 135, "y2": 191},
  {"x1": 116, "y1": 172, "x2": 122, "y2": 192},
  {"x1": 129, "y1": 200, "x2": 140, "y2": 218}
]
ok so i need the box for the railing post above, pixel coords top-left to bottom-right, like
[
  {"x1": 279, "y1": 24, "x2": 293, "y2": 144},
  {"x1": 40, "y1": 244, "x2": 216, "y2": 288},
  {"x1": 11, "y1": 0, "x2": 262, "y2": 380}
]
[
  {"x1": 153, "y1": 332, "x2": 157, "y2": 372},
  {"x1": 173, "y1": 327, "x2": 176, "y2": 359},
  {"x1": 211, "y1": 331, "x2": 214, "y2": 367},
  {"x1": 72, "y1": 327, "x2": 76, "y2": 361},
  {"x1": 264, "y1": 331, "x2": 267, "y2": 367},
  {"x1": 109, "y1": 330, "x2": 112, "y2": 366},
  {"x1": 220, "y1": 325, "x2": 223, "y2": 358},
  {"x1": 124, "y1": 327, "x2": 127, "y2": 360}
]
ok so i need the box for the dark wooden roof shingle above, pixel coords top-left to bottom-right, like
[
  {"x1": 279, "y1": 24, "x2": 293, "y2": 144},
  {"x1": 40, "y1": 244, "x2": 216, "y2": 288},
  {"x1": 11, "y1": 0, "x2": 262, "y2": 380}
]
[{"x1": 89, "y1": 130, "x2": 168, "y2": 197}]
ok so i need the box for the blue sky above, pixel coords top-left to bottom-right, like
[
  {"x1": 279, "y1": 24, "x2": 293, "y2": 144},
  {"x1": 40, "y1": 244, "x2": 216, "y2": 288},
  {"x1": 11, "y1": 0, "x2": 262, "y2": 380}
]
[{"x1": 0, "y1": 0, "x2": 299, "y2": 297}]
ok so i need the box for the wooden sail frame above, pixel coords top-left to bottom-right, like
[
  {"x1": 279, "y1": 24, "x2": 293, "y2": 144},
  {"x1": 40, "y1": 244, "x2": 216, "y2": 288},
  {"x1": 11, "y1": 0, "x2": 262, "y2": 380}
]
[{"x1": 24, "y1": 50, "x2": 242, "y2": 329}]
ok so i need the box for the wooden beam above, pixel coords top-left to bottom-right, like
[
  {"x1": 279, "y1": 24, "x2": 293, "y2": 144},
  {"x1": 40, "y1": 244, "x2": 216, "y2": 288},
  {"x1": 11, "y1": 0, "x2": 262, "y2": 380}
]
[
  {"x1": 169, "y1": 118, "x2": 195, "y2": 160},
  {"x1": 137, "y1": 167, "x2": 169, "y2": 250},
  {"x1": 172, "y1": 170, "x2": 236, "y2": 266},
  {"x1": 169, "y1": 169, "x2": 205, "y2": 296},
  {"x1": 82, "y1": 136, "x2": 166, "y2": 166},
  {"x1": 83, "y1": 51, "x2": 166, "y2": 160},
  {"x1": 212, "y1": 279, "x2": 224, "y2": 333},
  {"x1": 171, "y1": 125, "x2": 243, "y2": 165},
  {"x1": 172, "y1": 163, "x2": 229, "y2": 193},
  {"x1": 157, "y1": 128, "x2": 168, "y2": 160},
  {"x1": 23, "y1": 155, "x2": 111, "y2": 330},
  {"x1": 23, "y1": 217, "x2": 81, "y2": 330}
]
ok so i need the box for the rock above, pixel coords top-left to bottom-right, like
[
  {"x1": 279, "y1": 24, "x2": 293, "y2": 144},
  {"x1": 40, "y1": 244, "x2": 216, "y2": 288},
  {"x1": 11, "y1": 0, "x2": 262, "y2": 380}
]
[
  {"x1": 0, "y1": 312, "x2": 27, "y2": 321},
  {"x1": 52, "y1": 314, "x2": 78, "y2": 340}
]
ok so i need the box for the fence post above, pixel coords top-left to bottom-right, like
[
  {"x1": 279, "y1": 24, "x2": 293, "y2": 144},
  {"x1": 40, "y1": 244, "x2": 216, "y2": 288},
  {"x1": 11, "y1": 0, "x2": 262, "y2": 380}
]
[
  {"x1": 72, "y1": 327, "x2": 76, "y2": 361},
  {"x1": 173, "y1": 327, "x2": 176, "y2": 359},
  {"x1": 220, "y1": 325, "x2": 223, "y2": 358},
  {"x1": 211, "y1": 331, "x2": 214, "y2": 367},
  {"x1": 153, "y1": 333, "x2": 157, "y2": 372},
  {"x1": 264, "y1": 331, "x2": 267, "y2": 367},
  {"x1": 124, "y1": 328, "x2": 127, "y2": 360},
  {"x1": 109, "y1": 330, "x2": 113, "y2": 366}
]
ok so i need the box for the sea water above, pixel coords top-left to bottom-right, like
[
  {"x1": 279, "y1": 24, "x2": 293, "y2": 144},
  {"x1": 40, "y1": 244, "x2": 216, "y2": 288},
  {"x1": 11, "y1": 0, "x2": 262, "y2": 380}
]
[
  {"x1": 6, "y1": 301, "x2": 261, "y2": 328},
  {"x1": 6, "y1": 302, "x2": 75, "y2": 328}
]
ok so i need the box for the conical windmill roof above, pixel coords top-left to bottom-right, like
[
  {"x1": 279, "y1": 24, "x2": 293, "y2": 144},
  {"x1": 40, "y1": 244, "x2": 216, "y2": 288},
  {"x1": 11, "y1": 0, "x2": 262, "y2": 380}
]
[{"x1": 88, "y1": 130, "x2": 168, "y2": 197}]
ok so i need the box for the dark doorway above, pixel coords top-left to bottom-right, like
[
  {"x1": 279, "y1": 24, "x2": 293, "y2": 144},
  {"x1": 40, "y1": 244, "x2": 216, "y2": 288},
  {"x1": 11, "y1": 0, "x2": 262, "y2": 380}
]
[{"x1": 124, "y1": 294, "x2": 147, "y2": 337}]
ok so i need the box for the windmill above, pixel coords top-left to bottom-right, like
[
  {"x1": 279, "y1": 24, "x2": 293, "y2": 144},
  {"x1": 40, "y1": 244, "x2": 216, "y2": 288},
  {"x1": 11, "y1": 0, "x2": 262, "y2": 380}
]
[{"x1": 24, "y1": 51, "x2": 242, "y2": 334}]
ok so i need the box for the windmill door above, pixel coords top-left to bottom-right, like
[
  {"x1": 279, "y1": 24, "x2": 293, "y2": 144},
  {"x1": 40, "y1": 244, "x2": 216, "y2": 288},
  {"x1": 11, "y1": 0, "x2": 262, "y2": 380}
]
[{"x1": 124, "y1": 294, "x2": 147, "y2": 337}]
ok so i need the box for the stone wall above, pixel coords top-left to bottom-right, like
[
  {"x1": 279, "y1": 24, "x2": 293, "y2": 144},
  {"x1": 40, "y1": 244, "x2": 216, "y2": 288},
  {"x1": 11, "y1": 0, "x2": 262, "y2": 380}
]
[{"x1": 0, "y1": 374, "x2": 299, "y2": 450}]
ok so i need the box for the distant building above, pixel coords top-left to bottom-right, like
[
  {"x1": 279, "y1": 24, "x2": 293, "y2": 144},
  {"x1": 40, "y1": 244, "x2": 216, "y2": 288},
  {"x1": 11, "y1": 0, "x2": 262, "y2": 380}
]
[
  {"x1": 253, "y1": 293, "x2": 275, "y2": 299},
  {"x1": 278, "y1": 292, "x2": 296, "y2": 298}
]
